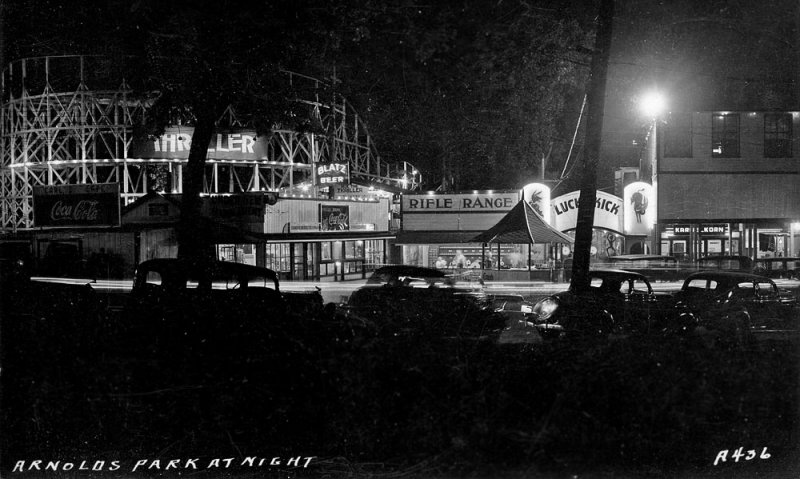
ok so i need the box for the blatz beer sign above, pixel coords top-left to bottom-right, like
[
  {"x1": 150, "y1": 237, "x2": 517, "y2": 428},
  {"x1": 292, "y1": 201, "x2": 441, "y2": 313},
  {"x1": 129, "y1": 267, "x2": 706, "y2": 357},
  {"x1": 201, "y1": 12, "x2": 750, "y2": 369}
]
[
  {"x1": 33, "y1": 183, "x2": 121, "y2": 227},
  {"x1": 315, "y1": 162, "x2": 350, "y2": 186}
]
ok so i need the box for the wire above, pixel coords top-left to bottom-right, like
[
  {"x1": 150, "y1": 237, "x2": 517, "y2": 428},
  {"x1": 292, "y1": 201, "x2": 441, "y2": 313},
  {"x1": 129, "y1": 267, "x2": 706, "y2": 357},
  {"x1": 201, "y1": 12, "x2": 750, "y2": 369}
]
[{"x1": 561, "y1": 94, "x2": 587, "y2": 179}]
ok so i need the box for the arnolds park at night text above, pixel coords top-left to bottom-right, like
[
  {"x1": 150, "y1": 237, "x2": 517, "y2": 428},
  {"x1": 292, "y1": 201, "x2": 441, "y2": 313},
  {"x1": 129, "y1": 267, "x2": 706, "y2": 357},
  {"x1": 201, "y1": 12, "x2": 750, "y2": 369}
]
[{"x1": 11, "y1": 456, "x2": 315, "y2": 473}]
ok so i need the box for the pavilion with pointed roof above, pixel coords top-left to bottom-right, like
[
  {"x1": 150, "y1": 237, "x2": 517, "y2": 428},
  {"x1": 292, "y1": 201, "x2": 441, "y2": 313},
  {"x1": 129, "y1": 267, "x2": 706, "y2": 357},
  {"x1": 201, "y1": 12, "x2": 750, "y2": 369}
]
[{"x1": 470, "y1": 200, "x2": 573, "y2": 279}]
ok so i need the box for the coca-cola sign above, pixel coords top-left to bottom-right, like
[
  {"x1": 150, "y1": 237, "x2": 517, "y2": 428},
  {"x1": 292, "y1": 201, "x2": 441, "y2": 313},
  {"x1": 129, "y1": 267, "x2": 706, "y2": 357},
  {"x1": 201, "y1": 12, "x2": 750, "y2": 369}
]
[
  {"x1": 33, "y1": 183, "x2": 120, "y2": 227},
  {"x1": 320, "y1": 204, "x2": 350, "y2": 231}
]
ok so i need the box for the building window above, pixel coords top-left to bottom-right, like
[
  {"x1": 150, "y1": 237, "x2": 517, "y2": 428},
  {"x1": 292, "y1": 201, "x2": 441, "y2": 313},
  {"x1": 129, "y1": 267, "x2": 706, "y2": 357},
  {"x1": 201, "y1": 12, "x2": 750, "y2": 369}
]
[
  {"x1": 344, "y1": 240, "x2": 364, "y2": 259},
  {"x1": 265, "y1": 243, "x2": 290, "y2": 272},
  {"x1": 365, "y1": 240, "x2": 384, "y2": 270},
  {"x1": 663, "y1": 112, "x2": 692, "y2": 157},
  {"x1": 711, "y1": 113, "x2": 740, "y2": 157},
  {"x1": 764, "y1": 113, "x2": 792, "y2": 158},
  {"x1": 321, "y1": 242, "x2": 331, "y2": 260}
]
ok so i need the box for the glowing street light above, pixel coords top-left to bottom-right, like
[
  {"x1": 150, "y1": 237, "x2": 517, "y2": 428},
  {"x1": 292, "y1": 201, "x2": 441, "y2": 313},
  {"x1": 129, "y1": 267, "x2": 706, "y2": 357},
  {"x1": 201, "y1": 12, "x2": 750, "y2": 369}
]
[
  {"x1": 640, "y1": 91, "x2": 666, "y2": 118},
  {"x1": 638, "y1": 90, "x2": 667, "y2": 256}
]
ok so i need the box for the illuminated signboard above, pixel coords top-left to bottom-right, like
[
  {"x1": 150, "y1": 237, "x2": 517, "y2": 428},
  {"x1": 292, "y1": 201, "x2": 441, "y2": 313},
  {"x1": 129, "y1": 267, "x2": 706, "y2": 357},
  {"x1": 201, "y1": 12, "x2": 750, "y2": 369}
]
[
  {"x1": 33, "y1": 183, "x2": 121, "y2": 227},
  {"x1": 550, "y1": 190, "x2": 623, "y2": 234},
  {"x1": 130, "y1": 126, "x2": 270, "y2": 160},
  {"x1": 672, "y1": 224, "x2": 727, "y2": 235},
  {"x1": 700, "y1": 224, "x2": 726, "y2": 235},
  {"x1": 402, "y1": 192, "x2": 518, "y2": 212},
  {"x1": 401, "y1": 192, "x2": 518, "y2": 231},
  {"x1": 520, "y1": 183, "x2": 551, "y2": 223},
  {"x1": 320, "y1": 204, "x2": 350, "y2": 231},
  {"x1": 315, "y1": 162, "x2": 350, "y2": 186},
  {"x1": 623, "y1": 182, "x2": 655, "y2": 235}
]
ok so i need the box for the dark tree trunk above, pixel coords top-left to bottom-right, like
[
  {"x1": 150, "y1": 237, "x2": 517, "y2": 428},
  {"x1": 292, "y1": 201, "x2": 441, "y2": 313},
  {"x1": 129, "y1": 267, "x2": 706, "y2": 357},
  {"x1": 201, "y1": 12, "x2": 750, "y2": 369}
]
[
  {"x1": 177, "y1": 113, "x2": 216, "y2": 264},
  {"x1": 570, "y1": 0, "x2": 614, "y2": 292}
]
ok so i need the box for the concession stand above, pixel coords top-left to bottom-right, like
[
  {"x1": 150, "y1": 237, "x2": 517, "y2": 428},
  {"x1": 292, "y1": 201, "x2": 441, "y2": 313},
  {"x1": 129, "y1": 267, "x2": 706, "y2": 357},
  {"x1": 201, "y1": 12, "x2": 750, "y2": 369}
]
[{"x1": 470, "y1": 200, "x2": 574, "y2": 281}]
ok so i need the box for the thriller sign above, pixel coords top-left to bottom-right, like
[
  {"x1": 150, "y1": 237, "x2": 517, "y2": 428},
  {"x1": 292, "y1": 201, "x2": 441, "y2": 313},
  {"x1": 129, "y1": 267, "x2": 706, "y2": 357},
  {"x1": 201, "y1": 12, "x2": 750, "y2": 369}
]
[
  {"x1": 130, "y1": 127, "x2": 270, "y2": 160},
  {"x1": 33, "y1": 183, "x2": 121, "y2": 227}
]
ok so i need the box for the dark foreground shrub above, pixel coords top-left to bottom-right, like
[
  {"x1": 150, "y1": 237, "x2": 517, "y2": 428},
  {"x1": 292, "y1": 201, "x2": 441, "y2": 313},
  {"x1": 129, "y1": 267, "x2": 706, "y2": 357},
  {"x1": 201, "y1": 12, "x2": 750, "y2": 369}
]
[{"x1": 3, "y1": 299, "x2": 798, "y2": 476}]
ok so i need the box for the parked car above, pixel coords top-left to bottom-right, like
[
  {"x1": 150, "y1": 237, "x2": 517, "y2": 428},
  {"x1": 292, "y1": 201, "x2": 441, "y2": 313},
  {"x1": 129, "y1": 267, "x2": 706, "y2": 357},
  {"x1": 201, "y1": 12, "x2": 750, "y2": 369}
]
[
  {"x1": 0, "y1": 240, "x2": 33, "y2": 284},
  {"x1": 487, "y1": 293, "x2": 542, "y2": 345},
  {"x1": 752, "y1": 257, "x2": 800, "y2": 279},
  {"x1": 697, "y1": 255, "x2": 753, "y2": 272},
  {"x1": 1, "y1": 239, "x2": 98, "y2": 322},
  {"x1": 365, "y1": 264, "x2": 487, "y2": 301},
  {"x1": 341, "y1": 273, "x2": 543, "y2": 345},
  {"x1": 123, "y1": 259, "x2": 327, "y2": 354},
  {"x1": 366, "y1": 265, "x2": 447, "y2": 285},
  {"x1": 605, "y1": 254, "x2": 682, "y2": 282},
  {"x1": 1, "y1": 240, "x2": 101, "y2": 356},
  {"x1": 674, "y1": 271, "x2": 798, "y2": 334},
  {"x1": 529, "y1": 269, "x2": 696, "y2": 340},
  {"x1": 487, "y1": 293, "x2": 534, "y2": 319}
]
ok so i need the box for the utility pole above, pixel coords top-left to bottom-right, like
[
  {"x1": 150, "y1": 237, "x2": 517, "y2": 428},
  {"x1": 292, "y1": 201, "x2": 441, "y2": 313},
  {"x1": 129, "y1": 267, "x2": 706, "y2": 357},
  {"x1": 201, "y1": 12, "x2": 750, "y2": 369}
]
[{"x1": 570, "y1": 0, "x2": 614, "y2": 291}]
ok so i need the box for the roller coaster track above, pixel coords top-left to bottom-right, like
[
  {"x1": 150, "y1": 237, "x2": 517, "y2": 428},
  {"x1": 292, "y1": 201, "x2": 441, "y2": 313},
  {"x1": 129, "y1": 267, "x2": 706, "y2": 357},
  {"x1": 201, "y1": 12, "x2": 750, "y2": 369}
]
[{"x1": 0, "y1": 55, "x2": 421, "y2": 230}]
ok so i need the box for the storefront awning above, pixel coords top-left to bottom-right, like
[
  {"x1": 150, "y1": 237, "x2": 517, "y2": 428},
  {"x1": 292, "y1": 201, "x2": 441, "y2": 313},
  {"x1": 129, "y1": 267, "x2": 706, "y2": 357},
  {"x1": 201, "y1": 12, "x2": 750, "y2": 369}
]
[{"x1": 470, "y1": 200, "x2": 574, "y2": 244}]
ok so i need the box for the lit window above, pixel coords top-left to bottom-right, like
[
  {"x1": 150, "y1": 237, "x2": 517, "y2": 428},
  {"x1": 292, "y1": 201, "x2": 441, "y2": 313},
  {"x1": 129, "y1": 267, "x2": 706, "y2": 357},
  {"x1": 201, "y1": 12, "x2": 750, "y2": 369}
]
[
  {"x1": 764, "y1": 113, "x2": 792, "y2": 158},
  {"x1": 711, "y1": 113, "x2": 740, "y2": 157}
]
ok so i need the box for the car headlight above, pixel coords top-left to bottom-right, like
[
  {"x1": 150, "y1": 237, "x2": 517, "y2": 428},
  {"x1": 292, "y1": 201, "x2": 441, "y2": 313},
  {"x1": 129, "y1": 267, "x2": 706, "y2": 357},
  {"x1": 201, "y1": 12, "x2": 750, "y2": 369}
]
[{"x1": 533, "y1": 297, "x2": 559, "y2": 321}]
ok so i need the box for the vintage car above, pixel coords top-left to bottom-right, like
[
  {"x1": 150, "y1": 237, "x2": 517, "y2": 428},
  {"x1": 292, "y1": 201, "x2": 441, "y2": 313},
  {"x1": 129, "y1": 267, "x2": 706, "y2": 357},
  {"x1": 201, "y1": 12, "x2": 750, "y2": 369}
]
[
  {"x1": 605, "y1": 254, "x2": 682, "y2": 282},
  {"x1": 673, "y1": 271, "x2": 797, "y2": 333},
  {"x1": 1, "y1": 240, "x2": 98, "y2": 322},
  {"x1": 487, "y1": 293, "x2": 534, "y2": 320},
  {"x1": 697, "y1": 255, "x2": 753, "y2": 272},
  {"x1": 530, "y1": 269, "x2": 696, "y2": 340},
  {"x1": 752, "y1": 257, "x2": 800, "y2": 279},
  {"x1": 122, "y1": 259, "x2": 327, "y2": 354},
  {"x1": 341, "y1": 274, "x2": 541, "y2": 345},
  {"x1": 486, "y1": 293, "x2": 542, "y2": 344},
  {"x1": 366, "y1": 265, "x2": 448, "y2": 285}
]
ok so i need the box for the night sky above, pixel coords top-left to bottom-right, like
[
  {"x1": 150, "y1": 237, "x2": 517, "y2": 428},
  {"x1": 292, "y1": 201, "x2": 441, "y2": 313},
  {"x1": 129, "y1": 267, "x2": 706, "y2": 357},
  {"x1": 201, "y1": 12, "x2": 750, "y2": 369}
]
[
  {"x1": 3, "y1": 0, "x2": 798, "y2": 190},
  {"x1": 602, "y1": 0, "x2": 798, "y2": 182}
]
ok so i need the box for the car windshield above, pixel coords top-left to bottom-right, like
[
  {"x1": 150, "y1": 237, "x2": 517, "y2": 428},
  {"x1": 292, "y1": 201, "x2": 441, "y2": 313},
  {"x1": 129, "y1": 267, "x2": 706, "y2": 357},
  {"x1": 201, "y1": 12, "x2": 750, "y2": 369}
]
[{"x1": 756, "y1": 281, "x2": 778, "y2": 297}]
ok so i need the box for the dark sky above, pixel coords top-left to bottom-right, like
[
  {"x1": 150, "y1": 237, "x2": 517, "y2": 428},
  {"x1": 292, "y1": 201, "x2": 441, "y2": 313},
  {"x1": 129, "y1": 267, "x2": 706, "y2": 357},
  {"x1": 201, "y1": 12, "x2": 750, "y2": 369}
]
[
  {"x1": 598, "y1": 0, "x2": 798, "y2": 185},
  {"x1": 3, "y1": 0, "x2": 797, "y2": 192}
]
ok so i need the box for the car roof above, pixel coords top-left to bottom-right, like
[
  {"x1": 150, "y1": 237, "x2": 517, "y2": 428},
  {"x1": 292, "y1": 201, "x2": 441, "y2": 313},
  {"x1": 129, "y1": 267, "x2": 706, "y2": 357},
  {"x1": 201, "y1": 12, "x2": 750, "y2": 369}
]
[
  {"x1": 488, "y1": 293, "x2": 525, "y2": 300},
  {"x1": 137, "y1": 258, "x2": 279, "y2": 281},
  {"x1": 366, "y1": 265, "x2": 447, "y2": 283},
  {"x1": 587, "y1": 268, "x2": 649, "y2": 279},
  {"x1": 371, "y1": 265, "x2": 446, "y2": 276},
  {"x1": 608, "y1": 254, "x2": 677, "y2": 261},
  {"x1": 683, "y1": 270, "x2": 772, "y2": 282},
  {"x1": 698, "y1": 255, "x2": 751, "y2": 261}
]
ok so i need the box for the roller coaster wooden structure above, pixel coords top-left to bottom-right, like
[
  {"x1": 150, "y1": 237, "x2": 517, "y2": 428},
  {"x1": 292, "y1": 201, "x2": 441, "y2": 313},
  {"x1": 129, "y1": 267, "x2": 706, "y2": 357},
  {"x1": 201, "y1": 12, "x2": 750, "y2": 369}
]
[{"x1": 0, "y1": 55, "x2": 421, "y2": 230}]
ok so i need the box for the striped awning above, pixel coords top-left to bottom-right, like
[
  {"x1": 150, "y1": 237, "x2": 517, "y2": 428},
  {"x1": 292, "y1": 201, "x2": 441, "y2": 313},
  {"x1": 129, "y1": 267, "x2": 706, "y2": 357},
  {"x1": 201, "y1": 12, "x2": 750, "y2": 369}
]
[{"x1": 470, "y1": 200, "x2": 573, "y2": 244}]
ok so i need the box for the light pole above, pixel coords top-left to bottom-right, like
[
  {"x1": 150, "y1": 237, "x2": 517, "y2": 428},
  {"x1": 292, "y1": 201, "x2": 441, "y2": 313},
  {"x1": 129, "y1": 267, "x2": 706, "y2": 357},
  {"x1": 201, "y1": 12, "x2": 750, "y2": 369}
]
[{"x1": 639, "y1": 91, "x2": 666, "y2": 254}]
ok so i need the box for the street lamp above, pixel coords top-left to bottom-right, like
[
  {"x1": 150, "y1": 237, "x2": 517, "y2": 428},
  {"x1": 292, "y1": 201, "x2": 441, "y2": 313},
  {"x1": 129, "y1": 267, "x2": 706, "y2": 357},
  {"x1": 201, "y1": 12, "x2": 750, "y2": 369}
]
[
  {"x1": 639, "y1": 90, "x2": 667, "y2": 254},
  {"x1": 640, "y1": 91, "x2": 666, "y2": 118}
]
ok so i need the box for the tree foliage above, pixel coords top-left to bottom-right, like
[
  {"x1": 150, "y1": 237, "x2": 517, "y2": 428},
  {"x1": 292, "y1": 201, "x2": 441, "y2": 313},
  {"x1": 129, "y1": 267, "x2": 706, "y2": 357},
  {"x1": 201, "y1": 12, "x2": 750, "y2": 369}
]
[{"x1": 327, "y1": 1, "x2": 596, "y2": 190}]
